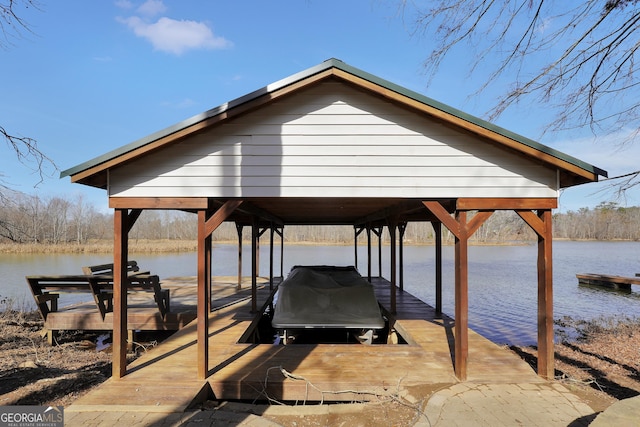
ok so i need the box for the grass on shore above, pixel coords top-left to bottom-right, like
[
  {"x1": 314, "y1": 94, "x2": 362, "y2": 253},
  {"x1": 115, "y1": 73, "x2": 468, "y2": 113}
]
[
  {"x1": 0, "y1": 238, "x2": 535, "y2": 255},
  {"x1": 0, "y1": 240, "x2": 199, "y2": 254}
]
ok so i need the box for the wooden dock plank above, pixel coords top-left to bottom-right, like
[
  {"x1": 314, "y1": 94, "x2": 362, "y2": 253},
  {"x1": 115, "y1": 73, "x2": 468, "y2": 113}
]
[
  {"x1": 67, "y1": 381, "x2": 206, "y2": 413},
  {"x1": 70, "y1": 276, "x2": 543, "y2": 410}
]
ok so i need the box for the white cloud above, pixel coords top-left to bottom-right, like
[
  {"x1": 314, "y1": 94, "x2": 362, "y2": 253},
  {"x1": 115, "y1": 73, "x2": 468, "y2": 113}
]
[
  {"x1": 117, "y1": 13, "x2": 232, "y2": 55},
  {"x1": 137, "y1": 0, "x2": 167, "y2": 17},
  {"x1": 115, "y1": 0, "x2": 134, "y2": 10},
  {"x1": 176, "y1": 98, "x2": 196, "y2": 109},
  {"x1": 161, "y1": 98, "x2": 197, "y2": 109}
]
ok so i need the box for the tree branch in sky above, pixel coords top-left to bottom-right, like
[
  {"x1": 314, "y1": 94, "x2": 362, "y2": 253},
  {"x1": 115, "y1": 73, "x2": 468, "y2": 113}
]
[
  {"x1": 406, "y1": 0, "x2": 640, "y2": 138},
  {"x1": 0, "y1": 0, "x2": 55, "y2": 191}
]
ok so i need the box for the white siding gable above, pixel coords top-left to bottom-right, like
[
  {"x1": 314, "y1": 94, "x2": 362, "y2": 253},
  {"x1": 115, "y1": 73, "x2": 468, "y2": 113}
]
[{"x1": 108, "y1": 82, "x2": 558, "y2": 199}]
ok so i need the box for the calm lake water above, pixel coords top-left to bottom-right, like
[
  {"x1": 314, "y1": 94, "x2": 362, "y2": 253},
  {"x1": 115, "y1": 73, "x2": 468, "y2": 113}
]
[{"x1": 2, "y1": 241, "x2": 639, "y2": 346}]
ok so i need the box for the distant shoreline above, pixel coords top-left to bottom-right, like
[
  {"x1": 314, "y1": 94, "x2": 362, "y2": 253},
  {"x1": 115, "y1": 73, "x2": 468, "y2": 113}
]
[
  {"x1": 0, "y1": 239, "x2": 518, "y2": 254},
  {"x1": 1, "y1": 238, "x2": 634, "y2": 254}
]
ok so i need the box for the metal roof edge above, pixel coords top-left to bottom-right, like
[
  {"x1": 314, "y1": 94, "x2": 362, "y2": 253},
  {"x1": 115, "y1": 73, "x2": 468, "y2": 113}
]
[{"x1": 61, "y1": 58, "x2": 607, "y2": 180}]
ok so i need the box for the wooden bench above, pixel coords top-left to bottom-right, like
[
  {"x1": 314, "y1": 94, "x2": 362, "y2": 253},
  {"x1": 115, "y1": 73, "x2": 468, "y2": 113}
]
[
  {"x1": 26, "y1": 274, "x2": 117, "y2": 345},
  {"x1": 26, "y1": 274, "x2": 114, "y2": 321},
  {"x1": 27, "y1": 261, "x2": 170, "y2": 323},
  {"x1": 82, "y1": 261, "x2": 170, "y2": 318},
  {"x1": 81, "y1": 260, "x2": 149, "y2": 276}
]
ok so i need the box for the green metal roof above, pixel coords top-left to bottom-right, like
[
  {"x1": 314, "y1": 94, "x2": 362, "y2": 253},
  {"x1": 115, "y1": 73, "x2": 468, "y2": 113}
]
[{"x1": 60, "y1": 58, "x2": 607, "y2": 181}]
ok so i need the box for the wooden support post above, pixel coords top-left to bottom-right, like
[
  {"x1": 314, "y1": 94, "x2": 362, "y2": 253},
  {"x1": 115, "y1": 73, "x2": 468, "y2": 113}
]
[
  {"x1": 236, "y1": 223, "x2": 243, "y2": 290},
  {"x1": 256, "y1": 229, "x2": 260, "y2": 278},
  {"x1": 127, "y1": 330, "x2": 135, "y2": 351},
  {"x1": 354, "y1": 226, "x2": 358, "y2": 269},
  {"x1": 389, "y1": 220, "x2": 397, "y2": 314},
  {"x1": 112, "y1": 208, "x2": 128, "y2": 379},
  {"x1": 251, "y1": 218, "x2": 258, "y2": 313},
  {"x1": 206, "y1": 228, "x2": 212, "y2": 312},
  {"x1": 367, "y1": 225, "x2": 372, "y2": 281},
  {"x1": 516, "y1": 209, "x2": 554, "y2": 379},
  {"x1": 433, "y1": 221, "x2": 443, "y2": 316},
  {"x1": 538, "y1": 210, "x2": 554, "y2": 379},
  {"x1": 371, "y1": 226, "x2": 383, "y2": 278},
  {"x1": 422, "y1": 202, "x2": 493, "y2": 381},
  {"x1": 269, "y1": 224, "x2": 274, "y2": 290},
  {"x1": 454, "y1": 211, "x2": 469, "y2": 381},
  {"x1": 353, "y1": 226, "x2": 365, "y2": 271},
  {"x1": 278, "y1": 227, "x2": 284, "y2": 278},
  {"x1": 398, "y1": 222, "x2": 406, "y2": 291},
  {"x1": 197, "y1": 200, "x2": 243, "y2": 379},
  {"x1": 197, "y1": 210, "x2": 210, "y2": 379},
  {"x1": 378, "y1": 227, "x2": 383, "y2": 278},
  {"x1": 47, "y1": 330, "x2": 57, "y2": 346},
  {"x1": 257, "y1": 225, "x2": 270, "y2": 283}
]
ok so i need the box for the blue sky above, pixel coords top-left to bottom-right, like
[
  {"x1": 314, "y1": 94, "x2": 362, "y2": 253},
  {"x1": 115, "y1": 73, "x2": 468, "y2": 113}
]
[{"x1": 1, "y1": 0, "x2": 638, "y2": 213}]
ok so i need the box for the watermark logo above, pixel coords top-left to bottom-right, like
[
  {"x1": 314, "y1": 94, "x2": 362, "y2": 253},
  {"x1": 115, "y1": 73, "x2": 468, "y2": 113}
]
[{"x1": 0, "y1": 406, "x2": 63, "y2": 427}]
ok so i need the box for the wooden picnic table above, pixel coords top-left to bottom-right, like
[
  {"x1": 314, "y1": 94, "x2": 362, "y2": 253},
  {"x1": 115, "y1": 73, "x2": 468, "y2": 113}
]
[{"x1": 27, "y1": 261, "x2": 170, "y2": 322}]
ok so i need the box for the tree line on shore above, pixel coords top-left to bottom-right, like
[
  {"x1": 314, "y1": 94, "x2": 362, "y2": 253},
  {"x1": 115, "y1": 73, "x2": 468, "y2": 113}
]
[{"x1": 1, "y1": 192, "x2": 639, "y2": 247}]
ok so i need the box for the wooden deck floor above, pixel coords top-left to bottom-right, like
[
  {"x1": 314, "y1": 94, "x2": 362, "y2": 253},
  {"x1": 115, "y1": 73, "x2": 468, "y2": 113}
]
[{"x1": 69, "y1": 276, "x2": 543, "y2": 412}]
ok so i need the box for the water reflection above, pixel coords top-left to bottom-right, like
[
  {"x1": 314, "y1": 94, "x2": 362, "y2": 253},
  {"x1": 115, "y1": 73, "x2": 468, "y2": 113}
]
[{"x1": 1, "y1": 241, "x2": 639, "y2": 346}]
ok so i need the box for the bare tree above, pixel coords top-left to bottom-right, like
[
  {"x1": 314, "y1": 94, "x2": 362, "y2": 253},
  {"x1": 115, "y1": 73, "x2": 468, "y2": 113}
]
[
  {"x1": 0, "y1": 0, "x2": 55, "y2": 192},
  {"x1": 69, "y1": 193, "x2": 97, "y2": 245},
  {"x1": 45, "y1": 196, "x2": 70, "y2": 244},
  {"x1": 404, "y1": 1, "x2": 640, "y2": 199},
  {"x1": 405, "y1": 0, "x2": 639, "y2": 135},
  {"x1": 0, "y1": 0, "x2": 37, "y2": 46}
]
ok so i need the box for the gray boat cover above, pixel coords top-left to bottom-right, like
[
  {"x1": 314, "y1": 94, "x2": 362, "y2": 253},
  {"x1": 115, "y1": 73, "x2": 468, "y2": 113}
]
[{"x1": 271, "y1": 266, "x2": 385, "y2": 329}]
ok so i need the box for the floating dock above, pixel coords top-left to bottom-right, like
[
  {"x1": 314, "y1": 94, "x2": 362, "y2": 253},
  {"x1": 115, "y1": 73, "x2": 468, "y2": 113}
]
[{"x1": 576, "y1": 273, "x2": 640, "y2": 292}]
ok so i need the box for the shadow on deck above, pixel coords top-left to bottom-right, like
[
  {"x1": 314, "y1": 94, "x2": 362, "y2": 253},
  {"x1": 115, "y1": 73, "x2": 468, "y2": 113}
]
[{"x1": 68, "y1": 276, "x2": 543, "y2": 412}]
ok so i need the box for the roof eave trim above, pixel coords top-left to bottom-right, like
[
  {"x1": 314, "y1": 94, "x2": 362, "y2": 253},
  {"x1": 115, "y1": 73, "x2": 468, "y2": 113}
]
[{"x1": 60, "y1": 58, "x2": 607, "y2": 182}]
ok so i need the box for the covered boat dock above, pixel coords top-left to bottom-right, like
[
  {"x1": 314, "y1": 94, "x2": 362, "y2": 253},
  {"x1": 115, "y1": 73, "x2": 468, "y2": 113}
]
[{"x1": 60, "y1": 58, "x2": 607, "y2": 399}]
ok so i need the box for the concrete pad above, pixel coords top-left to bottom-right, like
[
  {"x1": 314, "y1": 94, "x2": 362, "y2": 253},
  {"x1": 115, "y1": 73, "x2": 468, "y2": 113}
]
[{"x1": 590, "y1": 395, "x2": 640, "y2": 427}]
